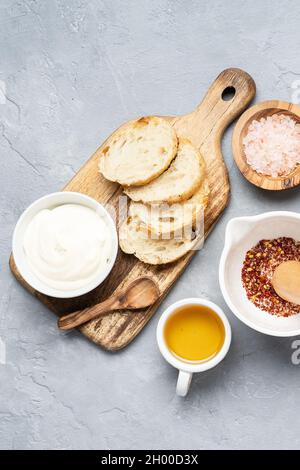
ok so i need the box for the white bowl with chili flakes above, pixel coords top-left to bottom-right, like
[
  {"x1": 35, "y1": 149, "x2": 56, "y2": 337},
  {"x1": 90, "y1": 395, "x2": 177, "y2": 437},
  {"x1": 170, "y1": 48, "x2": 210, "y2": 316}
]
[{"x1": 219, "y1": 211, "x2": 300, "y2": 337}]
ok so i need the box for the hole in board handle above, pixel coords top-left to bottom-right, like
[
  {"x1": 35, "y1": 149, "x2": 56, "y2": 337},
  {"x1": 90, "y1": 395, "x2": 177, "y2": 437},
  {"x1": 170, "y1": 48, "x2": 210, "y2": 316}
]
[{"x1": 222, "y1": 86, "x2": 236, "y2": 101}]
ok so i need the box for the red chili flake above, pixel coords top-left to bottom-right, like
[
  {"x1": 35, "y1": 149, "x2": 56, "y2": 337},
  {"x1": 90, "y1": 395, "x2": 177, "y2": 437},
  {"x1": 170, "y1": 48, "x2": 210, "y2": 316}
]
[{"x1": 241, "y1": 237, "x2": 300, "y2": 317}]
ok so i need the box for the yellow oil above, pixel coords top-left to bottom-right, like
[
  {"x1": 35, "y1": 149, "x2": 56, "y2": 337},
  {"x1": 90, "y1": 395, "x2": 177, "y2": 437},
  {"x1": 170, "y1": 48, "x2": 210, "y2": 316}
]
[{"x1": 164, "y1": 305, "x2": 225, "y2": 362}]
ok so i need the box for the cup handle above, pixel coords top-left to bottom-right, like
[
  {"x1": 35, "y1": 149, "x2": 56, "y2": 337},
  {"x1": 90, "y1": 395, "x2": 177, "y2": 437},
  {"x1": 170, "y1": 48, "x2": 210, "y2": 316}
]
[{"x1": 176, "y1": 370, "x2": 193, "y2": 397}]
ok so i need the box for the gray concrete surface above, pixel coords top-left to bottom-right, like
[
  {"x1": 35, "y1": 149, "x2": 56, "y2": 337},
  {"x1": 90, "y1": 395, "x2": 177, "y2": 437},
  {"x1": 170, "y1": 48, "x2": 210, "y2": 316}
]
[{"x1": 1, "y1": 0, "x2": 300, "y2": 450}]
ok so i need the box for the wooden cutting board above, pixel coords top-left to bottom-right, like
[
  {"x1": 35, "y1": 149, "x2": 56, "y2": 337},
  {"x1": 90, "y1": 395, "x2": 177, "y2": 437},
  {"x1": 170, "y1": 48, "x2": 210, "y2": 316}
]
[{"x1": 9, "y1": 68, "x2": 256, "y2": 351}]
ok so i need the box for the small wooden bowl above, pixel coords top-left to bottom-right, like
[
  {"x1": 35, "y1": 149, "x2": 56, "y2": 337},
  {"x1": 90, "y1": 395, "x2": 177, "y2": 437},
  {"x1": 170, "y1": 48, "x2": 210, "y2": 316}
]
[{"x1": 232, "y1": 100, "x2": 300, "y2": 190}]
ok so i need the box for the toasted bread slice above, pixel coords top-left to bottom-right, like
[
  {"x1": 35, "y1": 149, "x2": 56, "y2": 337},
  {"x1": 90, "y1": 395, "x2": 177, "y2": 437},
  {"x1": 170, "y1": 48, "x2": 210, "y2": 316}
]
[
  {"x1": 129, "y1": 180, "x2": 210, "y2": 238},
  {"x1": 124, "y1": 138, "x2": 205, "y2": 204},
  {"x1": 98, "y1": 116, "x2": 178, "y2": 186},
  {"x1": 119, "y1": 216, "x2": 202, "y2": 265}
]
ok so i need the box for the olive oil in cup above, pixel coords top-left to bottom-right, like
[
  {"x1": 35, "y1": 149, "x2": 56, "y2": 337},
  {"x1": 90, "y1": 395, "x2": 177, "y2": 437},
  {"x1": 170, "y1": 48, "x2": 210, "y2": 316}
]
[
  {"x1": 156, "y1": 299, "x2": 231, "y2": 397},
  {"x1": 164, "y1": 305, "x2": 225, "y2": 363}
]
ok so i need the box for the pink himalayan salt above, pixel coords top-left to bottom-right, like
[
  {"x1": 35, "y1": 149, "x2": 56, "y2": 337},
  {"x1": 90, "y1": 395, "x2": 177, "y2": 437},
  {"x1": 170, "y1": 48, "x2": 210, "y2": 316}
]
[{"x1": 243, "y1": 114, "x2": 300, "y2": 177}]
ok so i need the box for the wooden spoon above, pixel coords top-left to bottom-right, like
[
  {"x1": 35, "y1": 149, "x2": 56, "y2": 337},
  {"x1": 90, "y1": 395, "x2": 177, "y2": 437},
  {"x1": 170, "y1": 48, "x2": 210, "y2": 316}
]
[
  {"x1": 58, "y1": 277, "x2": 160, "y2": 331},
  {"x1": 272, "y1": 260, "x2": 300, "y2": 304}
]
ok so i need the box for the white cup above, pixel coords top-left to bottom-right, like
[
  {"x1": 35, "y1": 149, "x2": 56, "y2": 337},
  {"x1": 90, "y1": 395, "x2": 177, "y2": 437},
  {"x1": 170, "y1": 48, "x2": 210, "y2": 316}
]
[{"x1": 156, "y1": 298, "x2": 232, "y2": 397}]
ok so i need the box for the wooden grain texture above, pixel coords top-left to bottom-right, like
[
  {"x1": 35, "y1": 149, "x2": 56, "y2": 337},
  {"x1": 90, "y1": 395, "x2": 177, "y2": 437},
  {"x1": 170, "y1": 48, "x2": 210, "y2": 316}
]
[
  {"x1": 232, "y1": 100, "x2": 300, "y2": 190},
  {"x1": 58, "y1": 277, "x2": 160, "y2": 330},
  {"x1": 9, "y1": 68, "x2": 256, "y2": 351}
]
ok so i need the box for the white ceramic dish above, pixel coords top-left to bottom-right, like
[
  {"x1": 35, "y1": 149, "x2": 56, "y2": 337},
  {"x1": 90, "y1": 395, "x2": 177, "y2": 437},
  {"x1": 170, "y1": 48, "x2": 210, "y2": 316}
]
[
  {"x1": 219, "y1": 211, "x2": 300, "y2": 337},
  {"x1": 12, "y1": 192, "x2": 118, "y2": 299},
  {"x1": 156, "y1": 298, "x2": 231, "y2": 397}
]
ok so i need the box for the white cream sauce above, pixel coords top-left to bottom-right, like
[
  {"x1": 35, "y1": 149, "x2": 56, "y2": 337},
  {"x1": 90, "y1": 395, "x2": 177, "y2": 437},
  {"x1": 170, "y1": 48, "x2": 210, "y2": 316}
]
[{"x1": 23, "y1": 204, "x2": 111, "y2": 291}]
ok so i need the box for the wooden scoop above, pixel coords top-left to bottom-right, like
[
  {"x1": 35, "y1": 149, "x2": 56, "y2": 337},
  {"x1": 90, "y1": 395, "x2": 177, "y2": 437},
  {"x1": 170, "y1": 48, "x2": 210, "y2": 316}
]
[
  {"x1": 58, "y1": 277, "x2": 160, "y2": 331},
  {"x1": 272, "y1": 260, "x2": 300, "y2": 304}
]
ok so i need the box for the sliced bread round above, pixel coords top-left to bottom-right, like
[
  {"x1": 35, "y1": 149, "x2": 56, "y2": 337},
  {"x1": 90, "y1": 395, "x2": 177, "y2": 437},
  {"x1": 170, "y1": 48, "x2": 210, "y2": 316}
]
[
  {"x1": 98, "y1": 116, "x2": 178, "y2": 186},
  {"x1": 124, "y1": 138, "x2": 205, "y2": 204},
  {"x1": 119, "y1": 216, "x2": 201, "y2": 265},
  {"x1": 128, "y1": 179, "x2": 210, "y2": 238}
]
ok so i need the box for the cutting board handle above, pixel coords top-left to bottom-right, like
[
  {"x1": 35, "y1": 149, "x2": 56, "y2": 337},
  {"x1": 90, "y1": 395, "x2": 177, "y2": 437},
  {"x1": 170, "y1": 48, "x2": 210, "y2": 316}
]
[{"x1": 187, "y1": 68, "x2": 256, "y2": 143}]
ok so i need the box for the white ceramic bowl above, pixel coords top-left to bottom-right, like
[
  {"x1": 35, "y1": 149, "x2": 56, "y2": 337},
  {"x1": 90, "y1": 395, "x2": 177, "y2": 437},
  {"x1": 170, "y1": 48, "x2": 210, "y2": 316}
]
[
  {"x1": 12, "y1": 192, "x2": 118, "y2": 298},
  {"x1": 219, "y1": 211, "x2": 300, "y2": 337}
]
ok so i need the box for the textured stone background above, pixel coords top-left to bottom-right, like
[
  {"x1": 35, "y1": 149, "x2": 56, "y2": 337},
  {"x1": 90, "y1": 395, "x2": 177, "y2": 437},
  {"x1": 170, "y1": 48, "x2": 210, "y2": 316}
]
[{"x1": 1, "y1": 0, "x2": 300, "y2": 450}]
